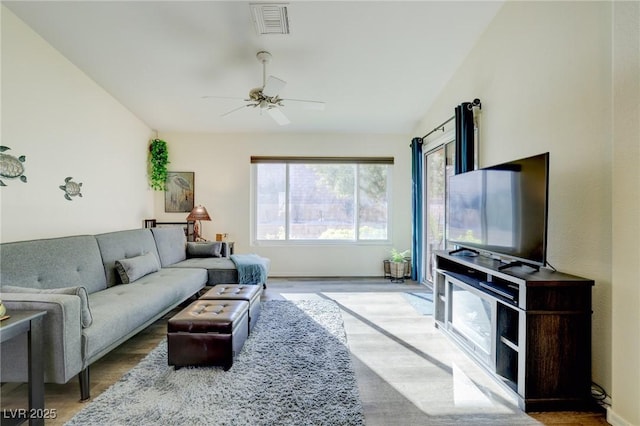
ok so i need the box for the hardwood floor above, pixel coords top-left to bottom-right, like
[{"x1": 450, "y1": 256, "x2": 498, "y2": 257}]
[{"x1": 1, "y1": 279, "x2": 609, "y2": 425}]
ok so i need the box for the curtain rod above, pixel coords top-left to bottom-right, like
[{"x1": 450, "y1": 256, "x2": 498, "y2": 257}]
[
  {"x1": 421, "y1": 116, "x2": 454, "y2": 140},
  {"x1": 420, "y1": 98, "x2": 481, "y2": 140}
]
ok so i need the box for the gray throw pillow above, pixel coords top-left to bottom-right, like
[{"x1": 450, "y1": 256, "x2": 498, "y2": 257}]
[
  {"x1": 115, "y1": 252, "x2": 160, "y2": 284},
  {"x1": 187, "y1": 242, "x2": 222, "y2": 258},
  {"x1": 0, "y1": 285, "x2": 93, "y2": 328}
]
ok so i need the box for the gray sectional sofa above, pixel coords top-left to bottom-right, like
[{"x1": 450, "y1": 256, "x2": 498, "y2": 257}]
[{"x1": 0, "y1": 227, "x2": 263, "y2": 400}]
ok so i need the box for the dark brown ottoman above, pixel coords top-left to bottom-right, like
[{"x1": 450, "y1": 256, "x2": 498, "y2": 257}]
[
  {"x1": 200, "y1": 284, "x2": 262, "y2": 334},
  {"x1": 167, "y1": 300, "x2": 249, "y2": 370}
]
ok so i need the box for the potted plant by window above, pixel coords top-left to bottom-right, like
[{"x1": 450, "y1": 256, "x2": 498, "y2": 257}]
[{"x1": 388, "y1": 248, "x2": 410, "y2": 282}]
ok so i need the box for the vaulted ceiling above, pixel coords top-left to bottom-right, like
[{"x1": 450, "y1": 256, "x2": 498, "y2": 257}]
[{"x1": 4, "y1": 1, "x2": 503, "y2": 134}]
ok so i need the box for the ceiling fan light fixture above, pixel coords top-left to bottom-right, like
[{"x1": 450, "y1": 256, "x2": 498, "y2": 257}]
[{"x1": 250, "y1": 3, "x2": 290, "y2": 35}]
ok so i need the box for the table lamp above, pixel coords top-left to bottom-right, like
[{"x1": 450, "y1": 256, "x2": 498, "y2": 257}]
[{"x1": 186, "y1": 205, "x2": 211, "y2": 241}]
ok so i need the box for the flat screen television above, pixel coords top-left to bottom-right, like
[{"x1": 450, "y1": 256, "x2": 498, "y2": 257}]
[{"x1": 446, "y1": 152, "x2": 549, "y2": 268}]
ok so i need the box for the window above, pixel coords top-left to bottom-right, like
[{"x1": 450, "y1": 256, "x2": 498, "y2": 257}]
[{"x1": 252, "y1": 157, "x2": 392, "y2": 242}]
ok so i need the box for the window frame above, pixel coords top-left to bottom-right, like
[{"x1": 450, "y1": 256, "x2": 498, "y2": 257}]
[{"x1": 251, "y1": 156, "x2": 394, "y2": 245}]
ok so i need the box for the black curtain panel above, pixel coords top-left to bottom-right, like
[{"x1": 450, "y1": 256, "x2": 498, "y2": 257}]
[
  {"x1": 455, "y1": 102, "x2": 475, "y2": 174},
  {"x1": 410, "y1": 137, "x2": 424, "y2": 282}
]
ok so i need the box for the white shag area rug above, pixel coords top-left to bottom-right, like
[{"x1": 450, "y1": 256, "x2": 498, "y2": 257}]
[{"x1": 66, "y1": 300, "x2": 365, "y2": 426}]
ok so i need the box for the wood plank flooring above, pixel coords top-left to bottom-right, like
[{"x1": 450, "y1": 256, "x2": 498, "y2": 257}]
[{"x1": 1, "y1": 278, "x2": 609, "y2": 425}]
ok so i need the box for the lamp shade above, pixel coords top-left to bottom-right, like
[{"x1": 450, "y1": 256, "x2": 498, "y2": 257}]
[{"x1": 186, "y1": 205, "x2": 211, "y2": 222}]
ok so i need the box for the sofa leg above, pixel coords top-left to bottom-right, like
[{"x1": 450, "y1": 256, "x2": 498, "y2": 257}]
[
  {"x1": 263, "y1": 283, "x2": 267, "y2": 290},
  {"x1": 79, "y1": 367, "x2": 90, "y2": 402}
]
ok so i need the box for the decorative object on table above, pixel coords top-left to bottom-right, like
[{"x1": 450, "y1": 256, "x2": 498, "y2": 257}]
[
  {"x1": 388, "y1": 248, "x2": 410, "y2": 283},
  {"x1": 0, "y1": 300, "x2": 6, "y2": 318},
  {"x1": 0, "y1": 145, "x2": 27, "y2": 186},
  {"x1": 215, "y1": 233, "x2": 229, "y2": 242},
  {"x1": 164, "y1": 171, "x2": 194, "y2": 212},
  {"x1": 59, "y1": 176, "x2": 83, "y2": 200},
  {"x1": 149, "y1": 138, "x2": 169, "y2": 191},
  {"x1": 64, "y1": 300, "x2": 364, "y2": 426},
  {"x1": 186, "y1": 205, "x2": 211, "y2": 241}
]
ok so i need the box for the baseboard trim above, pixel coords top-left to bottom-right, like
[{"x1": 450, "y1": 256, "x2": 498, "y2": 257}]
[{"x1": 607, "y1": 406, "x2": 634, "y2": 426}]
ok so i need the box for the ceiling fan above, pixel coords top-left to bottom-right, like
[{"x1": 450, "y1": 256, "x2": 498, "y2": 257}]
[{"x1": 203, "y1": 51, "x2": 325, "y2": 125}]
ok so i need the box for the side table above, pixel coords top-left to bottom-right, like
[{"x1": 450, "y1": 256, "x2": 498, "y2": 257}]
[
  {"x1": 222, "y1": 241, "x2": 234, "y2": 258},
  {"x1": 1, "y1": 310, "x2": 47, "y2": 426}
]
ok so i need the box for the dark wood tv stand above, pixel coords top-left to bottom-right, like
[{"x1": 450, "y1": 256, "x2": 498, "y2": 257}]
[{"x1": 434, "y1": 251, "x2": 594, "y2": 412}]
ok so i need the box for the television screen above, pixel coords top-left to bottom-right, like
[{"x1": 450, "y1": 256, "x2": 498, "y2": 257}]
[{"x1": 446, "y1": 152, "x2": 549, "y2": 266}]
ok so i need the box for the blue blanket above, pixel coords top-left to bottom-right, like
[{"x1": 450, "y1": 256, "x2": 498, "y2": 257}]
[{"x1": 230, "y1": 254, "x2": 269, "y2": 285}]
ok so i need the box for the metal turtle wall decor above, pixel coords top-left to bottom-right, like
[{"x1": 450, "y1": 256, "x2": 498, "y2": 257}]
[
  {"x1": 60, "y1": 177, "x2": 83, "y2": 201},
  {"x1": 0, "y1": 146, "x2": 27, "y2": 186}
]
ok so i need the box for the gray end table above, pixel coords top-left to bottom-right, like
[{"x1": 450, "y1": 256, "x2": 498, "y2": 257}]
[{"x1": 1, "y1": 310, "x2": 47, "y2": 426}]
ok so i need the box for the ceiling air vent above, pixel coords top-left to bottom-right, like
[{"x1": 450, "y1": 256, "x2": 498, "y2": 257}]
[{"x1": 250, "y1": 3, "x2": 290, "y2": 35}]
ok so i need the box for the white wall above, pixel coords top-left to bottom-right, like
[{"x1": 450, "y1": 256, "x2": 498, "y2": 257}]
[
  {"x1": 0, "y1": 7, "x2": 153, "y2": 243},
  {"x1": 611, "y1": 2, "x2": 640, "y2": 425},
  {"x1": 154, "y1": 132, "x2": 411, "y2": 277},
  {"x1": 413, "y1": 0, "x2": 616, "y2": 412}
]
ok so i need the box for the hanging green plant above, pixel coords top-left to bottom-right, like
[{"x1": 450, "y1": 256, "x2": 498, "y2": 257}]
[{"x1": 149, "y1": 138, "x2": 170, "y2": 191}]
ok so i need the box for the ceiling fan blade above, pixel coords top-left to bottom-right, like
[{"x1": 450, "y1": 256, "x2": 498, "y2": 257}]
[
  {"x1": 267, "y1": 107, "x2": 290, "y2": 125},
  {"x1": 262, "y1": 75, "x2": 286, "y2": 97},
  {"x1": 202, "y1": 95, "x2": 246, "y2": 101},
  {"x1": 281, "y1": 98, "x2": 326, "y2": 111},
  {"x1": 221, "y1": 104, "x2": 251, "y2": 117}
]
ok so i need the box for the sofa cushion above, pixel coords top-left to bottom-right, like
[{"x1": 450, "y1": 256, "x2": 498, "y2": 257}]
[
  {"x1": 1, "y1": 285, "x2": 93, "y2": 328},
  {"x1": 83, "y1": 267, "x2": 206, "y2": 363},
  {"x1": 0, "y1": 235, "x2": 107, "y2": 294},
  {"x1": 168, "y1": 257, "x2": 238, "y2": 285},
  {"x1": 95, "y1": 229, "x2": 161, "y2": 287},
  {"x1": 151, "y1": 227, "x2": 187, "y2": 267},
  {"x1": 187, "y1": 241, "x2": 222, "y2": 258},
  {"x1": 114, "y1": 252, "x2": 160, "y2": 284}
]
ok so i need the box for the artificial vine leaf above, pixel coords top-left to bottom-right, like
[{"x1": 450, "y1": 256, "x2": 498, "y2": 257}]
[{"x1": 149, "y1": 139, "x2": 170, "y2": 191}]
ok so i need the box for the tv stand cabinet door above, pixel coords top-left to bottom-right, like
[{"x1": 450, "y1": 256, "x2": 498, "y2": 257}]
[{"x1": 522, "y1": 309, "x2": 592, "y2": 410}]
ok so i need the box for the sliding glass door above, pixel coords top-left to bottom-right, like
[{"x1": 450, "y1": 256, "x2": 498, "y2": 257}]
[{"x1": 424, "y1": 142, "x2": 455, "y2": 284}]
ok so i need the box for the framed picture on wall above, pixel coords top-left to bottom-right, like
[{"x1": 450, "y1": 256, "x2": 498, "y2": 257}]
[{"x1": 165, "y1": 172, "x2": 194, "y2": 213}]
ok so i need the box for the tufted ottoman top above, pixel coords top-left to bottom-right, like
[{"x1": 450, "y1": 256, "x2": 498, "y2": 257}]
[
  {"x1": 168, "y1": 300, "x2": 248, "y2": 334},
  {"x1": 200, "y1": 284, "x2": 262, "y2": 301}
]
